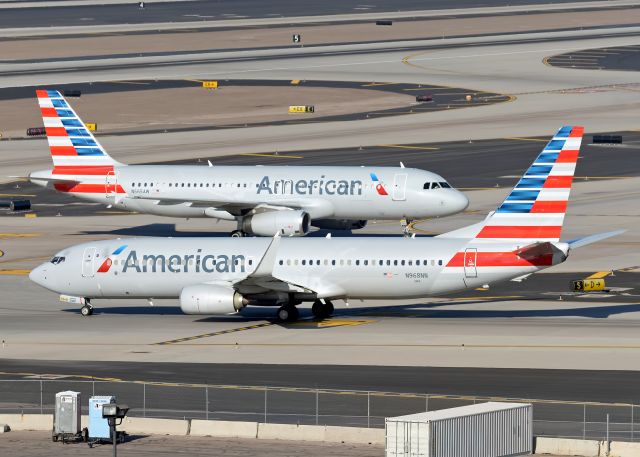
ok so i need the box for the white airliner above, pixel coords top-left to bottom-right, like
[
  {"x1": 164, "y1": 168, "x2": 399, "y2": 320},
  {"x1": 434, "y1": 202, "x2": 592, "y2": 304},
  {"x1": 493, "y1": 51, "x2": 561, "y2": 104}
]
[
  {"x1": 30, "y1": 126, "x2": 623, "y2": 320},
  {"x1": 26, "y1": 89, "x2": 468, "y2": 237}
]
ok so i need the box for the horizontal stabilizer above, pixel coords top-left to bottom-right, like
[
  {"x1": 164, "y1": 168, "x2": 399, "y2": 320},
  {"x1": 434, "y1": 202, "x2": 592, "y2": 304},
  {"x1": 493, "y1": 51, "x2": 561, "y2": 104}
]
[
  {"x1": 10, "y1": 175, "x2": 79, "y2": 184},
  {"x1": 567, "y1": 230, "x2": 626, "y2": 250}
]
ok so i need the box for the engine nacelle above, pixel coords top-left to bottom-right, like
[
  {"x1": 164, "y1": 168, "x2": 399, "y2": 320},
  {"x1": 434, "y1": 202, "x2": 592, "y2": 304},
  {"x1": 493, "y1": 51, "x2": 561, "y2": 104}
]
[
  {"x1": 312, "y1": 219, "x2": 367, "y2": 231},
  {"x1": 180, "y1": 284, "x2": 246, "y2": 315},
  {"x1": 242, "y1": 210, "x2": 310, "y2": 236}
]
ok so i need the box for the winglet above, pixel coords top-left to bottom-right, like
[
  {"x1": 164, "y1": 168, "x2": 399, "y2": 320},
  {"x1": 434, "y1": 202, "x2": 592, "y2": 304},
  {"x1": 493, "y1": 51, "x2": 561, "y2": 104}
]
[{"x1": 249, "y1": 232, "x2": 281, "y2": 277}]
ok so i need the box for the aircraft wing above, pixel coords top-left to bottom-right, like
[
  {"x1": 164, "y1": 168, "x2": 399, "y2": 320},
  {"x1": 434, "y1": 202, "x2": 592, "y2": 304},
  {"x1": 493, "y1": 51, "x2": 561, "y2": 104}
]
[
  {"x1": 131, "y1": 194, "x2": 333, "y2": 218},
  {"x1": 231, "y1": 233, "x2": 345, "y2": 298}
]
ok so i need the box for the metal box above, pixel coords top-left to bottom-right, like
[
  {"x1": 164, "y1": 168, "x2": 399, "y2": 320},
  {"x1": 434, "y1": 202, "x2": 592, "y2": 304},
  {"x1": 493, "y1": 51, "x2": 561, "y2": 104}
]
[
  {"x1": 54, "y1": 391, "x2": 81, "y2": 434},
  {"x1": 385, "y1": 402, "x2": 532, "y2": 457},
  {"x1": 89, "y1": 396, "x2": 116, "y2": 439}
]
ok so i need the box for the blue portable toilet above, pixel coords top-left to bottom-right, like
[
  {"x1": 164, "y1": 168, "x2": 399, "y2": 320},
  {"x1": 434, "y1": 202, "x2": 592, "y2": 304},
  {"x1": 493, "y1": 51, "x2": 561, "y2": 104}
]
[{"x1": 89, "y1": 396, "x2": 116, "y2": 440}]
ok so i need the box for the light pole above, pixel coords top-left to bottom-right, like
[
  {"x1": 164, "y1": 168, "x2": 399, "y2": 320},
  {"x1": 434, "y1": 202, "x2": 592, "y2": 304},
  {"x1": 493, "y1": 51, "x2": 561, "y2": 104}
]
[{"x1": 102, "y1": 404, "x2": 129, "y2": 457}]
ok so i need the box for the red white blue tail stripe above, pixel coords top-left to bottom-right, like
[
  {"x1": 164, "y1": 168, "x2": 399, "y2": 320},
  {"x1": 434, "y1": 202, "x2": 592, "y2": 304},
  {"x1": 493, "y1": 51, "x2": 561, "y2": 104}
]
[
  {"x1": 36, "y1": 89, "x2": 125, "y2": 194},
  {"x1": 36, "y1": 89, "x2": 118, "y2": 169},
  {"x1": 477, "y1": 125, "x2": 583, "y2": 242}
]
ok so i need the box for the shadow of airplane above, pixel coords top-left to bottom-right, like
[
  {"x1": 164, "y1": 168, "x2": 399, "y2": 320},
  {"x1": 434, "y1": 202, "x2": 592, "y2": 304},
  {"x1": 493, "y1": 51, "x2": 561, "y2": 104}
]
[
  {"x1": 62, "y1": 300, "x2": 640, "y2": 321},
  {"x1": 80, "y1": 223, "x2": 424, "y2": 238}
]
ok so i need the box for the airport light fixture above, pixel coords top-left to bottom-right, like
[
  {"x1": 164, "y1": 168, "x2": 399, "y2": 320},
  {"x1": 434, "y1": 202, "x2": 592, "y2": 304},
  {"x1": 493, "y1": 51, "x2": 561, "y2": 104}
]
[{"x1": 102, "y1": 403, "x2": 129, "y2": 457}]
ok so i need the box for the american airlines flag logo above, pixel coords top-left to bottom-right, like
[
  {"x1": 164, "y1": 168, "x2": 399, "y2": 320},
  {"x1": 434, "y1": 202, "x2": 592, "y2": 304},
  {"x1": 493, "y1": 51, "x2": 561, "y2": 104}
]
[
  {"x1": 97, "y1": 245, "x2": 128, "y2": 273},
  {"x1": 370, "y1": 173, "x2": 389, "y2": 196},
  {"x1": 383, "y1": 272, "x2": 393, "y2": 279}
]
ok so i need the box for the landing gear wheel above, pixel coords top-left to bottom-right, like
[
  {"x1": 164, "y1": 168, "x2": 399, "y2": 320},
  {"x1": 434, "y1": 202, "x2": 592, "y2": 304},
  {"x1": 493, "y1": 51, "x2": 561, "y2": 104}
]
[
  {"x1": 324, "y1": 300, "x2": 334, "y2": 317},
  {"x1": 230, "y1": 230, "x2": 246, "y2": 238},
  {"x1": 80, "y1": 304, "x2": 93, "y2": 316},
  {"x1": 311, "y1": 300, "x2": 334, "y2": 319},
  {"x1": 277, "y1": 305, "x2": 299, "y2": 322}
]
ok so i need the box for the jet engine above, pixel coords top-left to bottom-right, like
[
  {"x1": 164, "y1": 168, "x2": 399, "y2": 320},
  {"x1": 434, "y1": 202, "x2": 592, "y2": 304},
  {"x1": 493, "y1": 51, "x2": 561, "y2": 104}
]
[
  {"x1": 242, "y1": 210, "x2": 310, "y2": 236},
  {"x1": 180, "y1": 284, "x2": 246, "y2": 315},
  {"x1": 312, "y1": 219, "x2": 367, "y2": 231}
]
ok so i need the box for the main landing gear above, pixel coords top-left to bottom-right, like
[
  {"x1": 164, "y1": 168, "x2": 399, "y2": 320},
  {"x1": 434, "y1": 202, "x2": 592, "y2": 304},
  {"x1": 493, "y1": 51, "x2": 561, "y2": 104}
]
[
  {"x1": 277, "y1": 304, "x2": 299, "y2": 322},
  {"x1": 311, "y1": 300, "x2": 334, "y2": 320},
  {"x1": 80, "y1": 302, "x2": 94, "y2": 316},
  {"x1": 230, "y1": 230, "x2": 247, "y2": 238}
]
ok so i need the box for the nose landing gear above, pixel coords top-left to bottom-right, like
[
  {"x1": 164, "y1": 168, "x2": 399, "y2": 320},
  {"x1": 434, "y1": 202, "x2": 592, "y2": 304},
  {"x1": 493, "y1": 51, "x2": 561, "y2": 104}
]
[{"x1": 80, "y1": 302, "x2": 93, "y2": 316}]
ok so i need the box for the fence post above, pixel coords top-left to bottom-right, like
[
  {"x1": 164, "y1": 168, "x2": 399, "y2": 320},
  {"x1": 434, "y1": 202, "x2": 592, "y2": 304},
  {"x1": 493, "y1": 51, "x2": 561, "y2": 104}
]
[
  {"x1": 606, "y1": 413, "x2": 610, "y2": 443},
  {"x1": 583, "y1": 403, "x2": 586, "y2": 440},
  {"x1": 632, "y1": 404, "x2": 634, "y2": 441},
  {"x1": 425, "y1": 394, "x2": 429, "y2": 412},
  {"x1": 264, "y1": 387, "x2": 267, "y2": 424},
  {"x1": 92, "y1": 380, "x2": 95, "y2": 397},
  {"x1": 315, "y1": 389, "x2": 319, "y2": 426},
  {"x1": 205, "y1": 386, "x2": 209, "y2": 421},
  {"x1": 40, "y1": 379, "x2": 43, "y2": 414},
  {"x1": 143, "y1": 383, "x2": 146, "y2": 418},
  {"x1": 367, "y1": 391, "x2": 370, "y2": 428}
]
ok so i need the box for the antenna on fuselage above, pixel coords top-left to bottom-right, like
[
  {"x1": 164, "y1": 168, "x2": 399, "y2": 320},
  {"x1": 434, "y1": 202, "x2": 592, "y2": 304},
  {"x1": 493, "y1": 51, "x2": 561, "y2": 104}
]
[
  {"x1": 400, "y1": 162, "x2": 405, "y2": 168},
  {"x1": 207, "y1": 160, "x2": 213, "y2": 167}
]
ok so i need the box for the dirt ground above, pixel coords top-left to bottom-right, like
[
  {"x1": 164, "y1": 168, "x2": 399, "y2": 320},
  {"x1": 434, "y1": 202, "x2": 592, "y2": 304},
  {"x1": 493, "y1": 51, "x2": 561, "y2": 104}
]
[
  {"x1": 2, "y1": 9, "x2": 637, "y2": 61},
  {"x1": 1, "y1": 84, "x2": 415, "y2": 137},
  {"x1": 0, "y1": 431, "x2": 382, "y2": 457}
]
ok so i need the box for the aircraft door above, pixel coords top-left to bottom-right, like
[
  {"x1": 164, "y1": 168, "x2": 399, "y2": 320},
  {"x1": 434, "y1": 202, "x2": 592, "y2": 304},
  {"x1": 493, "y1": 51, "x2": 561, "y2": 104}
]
[
  {"x1": 82, "y1": 247, "x2": 97, "y2": 277},
  {"x1": 105, "y1": 171, "x2": 117, "y2": 198},
  {"x1": 392, "y1": 173, "x2": 407, "y2": 201},
  {"x1": 463, "y1": 248, "x2": 478, "y2": 278}
]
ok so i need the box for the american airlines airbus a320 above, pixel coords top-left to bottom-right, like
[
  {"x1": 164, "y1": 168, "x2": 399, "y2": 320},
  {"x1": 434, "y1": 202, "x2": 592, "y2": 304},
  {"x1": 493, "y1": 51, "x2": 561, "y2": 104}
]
[
  {"x1": 30, "y1": 126, "x2": 623, "y2": 320},
  {"x1": 25, "y1": 90, "x2": 468, "y2": 237}
]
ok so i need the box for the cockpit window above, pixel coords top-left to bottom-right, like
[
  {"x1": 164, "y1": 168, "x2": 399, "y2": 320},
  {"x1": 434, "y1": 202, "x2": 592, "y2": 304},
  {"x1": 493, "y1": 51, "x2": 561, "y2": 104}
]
[
  {"x1": 439, "y1": 182, "x2": 451, "y2": 188},
  {"x1": 50, "y1": 256, "x2": 66, "y2": 265},
  {"x1": 423, "y1": 182, "x2": 430, "y2": 189},
  {"x1": 431, "y1": 182, "x2": 441, "y2": 189}
]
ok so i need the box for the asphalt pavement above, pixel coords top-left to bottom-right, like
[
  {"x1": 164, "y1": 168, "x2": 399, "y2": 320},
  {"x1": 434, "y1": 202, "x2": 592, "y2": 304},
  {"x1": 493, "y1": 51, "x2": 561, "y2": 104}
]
[{"x1": 0, "y1": 0, "x2": 596, "y2": 28}]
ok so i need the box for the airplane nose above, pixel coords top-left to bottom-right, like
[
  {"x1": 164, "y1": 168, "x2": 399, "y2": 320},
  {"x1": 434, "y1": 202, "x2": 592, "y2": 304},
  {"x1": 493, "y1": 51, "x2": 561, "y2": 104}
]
[
  {"x1": 455, "y1": 191, "x2": 470, "y2": 212},
  {"x1": 29, "y1": 264, "x2": 48, "y2": 288}
]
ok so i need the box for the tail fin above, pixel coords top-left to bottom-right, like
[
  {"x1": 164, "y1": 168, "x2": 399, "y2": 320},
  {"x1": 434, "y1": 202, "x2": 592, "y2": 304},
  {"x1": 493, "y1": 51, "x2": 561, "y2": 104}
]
[
  {"x1": 440, "y1": 125, "x2": 584, "y2": 241},
  {"x1": 36, "y1": 89, "x2": 122, "y2": 174}
]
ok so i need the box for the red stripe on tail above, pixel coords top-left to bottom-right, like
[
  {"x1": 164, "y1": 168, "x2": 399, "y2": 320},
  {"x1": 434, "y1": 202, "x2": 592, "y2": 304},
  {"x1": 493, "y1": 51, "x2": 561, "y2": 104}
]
[
  {"x1": 544, "y1": 176, "x2": 573, "y2": 188},
  {"x1": 52, "y1": 166, "x2": 115, "y2": 176},
  {"x1": 446, "y1": 251, "x2": 554, "y2": 267},
  {"x1": 530, "y1": 201, "x2": 568, "y2": 213},
  {"x1": 477, "y1": 226, "x2": 562, "y2": 239}
]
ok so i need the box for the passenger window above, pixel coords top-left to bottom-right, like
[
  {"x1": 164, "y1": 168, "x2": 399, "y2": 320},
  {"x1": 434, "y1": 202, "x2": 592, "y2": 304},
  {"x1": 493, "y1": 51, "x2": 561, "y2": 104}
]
[
  {"x1": 302, "y1": 260, "x2": 306, "y2": 266},
  {"x1": 278, "y1": 260, "x2": 283, "y2": 266},
  {"x1": 332, "y1": 260, "x2": 336, "y2": 266},
  {"x1": 364, "y1": 260, "x2": 368, "y2": 266},
  {"x1": 356, "y1": 260, "x2": 360, "y2": 266},
  {"x1": 431, "y1": 260, "x2": 435, "y2": 266},
  {"x1": 287, "y1": 259, "x2": 291, "y2": 266},
  {"x1": 340, "y1": 260, "x2": 344, "y2": 266},
  {"x1": 393, "y1": 260, "x2": 398, "y2": 266},
  {"x1": 401, "y1": 260, "x2": 405, "y2": 266},
  {"x1": 408, "y1": 260, "x2": 412, "y2": 266},
  {"x1": 324, "y1": 260, "x2": 328, "y2": 266},
  {"x1": 438, "y1": 260, "x2": 443, "y2": 266}
]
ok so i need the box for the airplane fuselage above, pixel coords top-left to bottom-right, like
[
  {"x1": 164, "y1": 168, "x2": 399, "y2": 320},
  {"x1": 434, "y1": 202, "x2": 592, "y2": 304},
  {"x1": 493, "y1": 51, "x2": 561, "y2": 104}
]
[
  {"x1": 36, "y1": 165, "x2": 468, "y2": 221},
  {"x1": 31, "y1": 236, "x2": 566, "y2": 302}
]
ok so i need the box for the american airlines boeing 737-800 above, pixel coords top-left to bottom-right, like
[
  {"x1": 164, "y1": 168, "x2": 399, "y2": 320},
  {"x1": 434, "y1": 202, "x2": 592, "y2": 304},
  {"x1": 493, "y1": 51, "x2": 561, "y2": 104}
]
[
  {"x1": 25, "y1": 90, "x2": 468, "y2": 237},
  {"x1": 30, "y1": 126, "x2": 623, "y2": 320}
]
